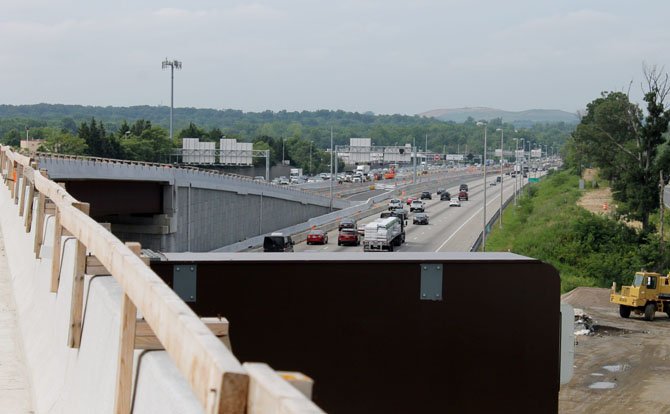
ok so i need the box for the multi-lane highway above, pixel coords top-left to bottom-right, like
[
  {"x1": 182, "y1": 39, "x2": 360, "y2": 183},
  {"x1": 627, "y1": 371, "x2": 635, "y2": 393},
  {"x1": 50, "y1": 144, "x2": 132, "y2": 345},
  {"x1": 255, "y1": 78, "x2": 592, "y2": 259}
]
[{"x1": 294, "y1": 172, "x2": 530, "y2": 253}]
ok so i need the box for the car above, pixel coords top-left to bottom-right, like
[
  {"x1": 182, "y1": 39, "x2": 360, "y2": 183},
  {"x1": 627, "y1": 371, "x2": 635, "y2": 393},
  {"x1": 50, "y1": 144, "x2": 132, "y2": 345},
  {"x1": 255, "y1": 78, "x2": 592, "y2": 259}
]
[
  {"x1": 393, "y1": 208, "x2": 409, "y2": 221},
  {"x1": 388, "y1": 198, "x2": 403, "y2": 210},
  {"x1": 440, "y1": 192, "x2": 451, "y2": 201},
  {"x1": 450, "y1": 198, "x2": 461, "y2": 207},
  {"x1": 459, "y1": 184, "x2": 469, "y2": 192},
  {"x1": 306, "y1": 229, "x2": 328, "y2": 245},
  {"x1": 253, "y1": 176, "x2": 265, "y2": 181},
  {"x1": 496, "y1": 176, "x2": 502, "y2": 182},
  {"x1": 357, "y1": 223, "x2": 366, "y2": 236},
  {"x1": 436, "y1": 188, "x2": 446, "y2": 195},
  {"x1": 338, "y1": 228, "x2": 360, "y2": 246},
  {"x1": 420, "y1": 191, "x2": 432, "y2": 200},
  {"x1": 410, "y1": 200, "x2": 425, "y2": 212},
  {"x1": 490, "y1": 181, "x2": 497, "y2": 186},
  {"x1": 413, "y1": 212, "x2": 429, "y2": 225},
  {"x1": 406, "y1": 197, "x2": 415, "y2": 205},
  {"x1": 263, "y1": 233, "x2": 294, "y2": 252},
  {"x1": 339, "y1": 217, "x2": 357, "y2": 231},
  {"x1": 458, "y1": 190, "x2": 468, "y2": 201}
]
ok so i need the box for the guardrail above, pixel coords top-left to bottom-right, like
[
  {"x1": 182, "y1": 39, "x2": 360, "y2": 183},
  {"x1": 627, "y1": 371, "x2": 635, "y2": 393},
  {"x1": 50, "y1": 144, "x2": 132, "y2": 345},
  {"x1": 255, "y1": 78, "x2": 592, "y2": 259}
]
[
  {"x1": 2, "y1": 146, "x2": 323, "y2": 413},
  {"x1": 470, "y1": 177, "x2": 534, "y2": 252}
]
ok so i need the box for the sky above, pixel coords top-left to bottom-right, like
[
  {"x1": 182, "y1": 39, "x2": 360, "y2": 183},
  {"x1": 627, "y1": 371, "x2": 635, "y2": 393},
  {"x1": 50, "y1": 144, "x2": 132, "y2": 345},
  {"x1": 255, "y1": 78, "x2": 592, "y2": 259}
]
[{"x1": 1, "y1": 0, "x2": 669, "y2": 115}]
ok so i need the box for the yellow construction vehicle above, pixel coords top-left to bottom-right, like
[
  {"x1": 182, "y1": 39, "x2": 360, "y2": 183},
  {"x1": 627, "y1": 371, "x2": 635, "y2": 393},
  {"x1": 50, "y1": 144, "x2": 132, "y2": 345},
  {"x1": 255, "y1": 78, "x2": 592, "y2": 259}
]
[{"x1": 610, "y1": 271, "x2": 670, "y2": 321}]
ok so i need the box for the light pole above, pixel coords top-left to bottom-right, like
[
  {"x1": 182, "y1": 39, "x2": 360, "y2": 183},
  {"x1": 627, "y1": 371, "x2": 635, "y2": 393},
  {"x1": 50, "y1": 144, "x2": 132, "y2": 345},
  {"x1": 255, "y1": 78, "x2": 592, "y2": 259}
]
[
  {"x1": 496, "y1": 128, "x2": 504, "y2": 229},
  {"x1": 309, "y1": 141, "x2": 313, "y2": 175},
  {"x1": 161, "y1": 58, "x2": 182, "y2": 141},
  {"x1": 513, "y1": 138, "x2": 519, "y2": 206},
  {"x1": 477, "y1": 122, "x2": 488, "y2": 251},
  {"x1": 329, "y1": 128, "x2": 334, "y2": 211}
]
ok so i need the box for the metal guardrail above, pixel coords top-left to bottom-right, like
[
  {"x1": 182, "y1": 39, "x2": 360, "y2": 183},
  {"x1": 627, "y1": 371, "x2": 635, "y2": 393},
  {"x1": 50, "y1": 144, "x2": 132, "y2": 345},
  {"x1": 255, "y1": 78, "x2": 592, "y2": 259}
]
[{"x1": 470, "y1": 178, "x2": 535, "y2": 252}]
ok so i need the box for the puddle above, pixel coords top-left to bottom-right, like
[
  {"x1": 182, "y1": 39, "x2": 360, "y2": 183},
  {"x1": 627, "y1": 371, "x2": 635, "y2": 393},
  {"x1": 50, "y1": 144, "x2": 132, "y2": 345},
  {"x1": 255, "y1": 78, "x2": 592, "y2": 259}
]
[
  {"x1": 603, "y1": 364, "x2": 628, "y2": 373},
  {"x1": 592, "y1": 325, "x2": 633, "y2": 336},
  {"x1": 590, "y1": 373, "x2": 604, "y2": 377},
  {"x1": 589, "y1": 382, "x2": 616, "y2": 389}
]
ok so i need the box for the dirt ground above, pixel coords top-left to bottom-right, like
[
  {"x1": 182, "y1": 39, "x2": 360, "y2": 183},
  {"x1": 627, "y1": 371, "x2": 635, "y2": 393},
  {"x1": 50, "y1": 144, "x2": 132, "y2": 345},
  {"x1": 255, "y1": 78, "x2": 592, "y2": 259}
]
[
  {"x1": 576, "y1": 168, "x2": 642, "y2": 229},
  {"x1": 559, "y1": 287, "x2": 670, "y2": 413}
]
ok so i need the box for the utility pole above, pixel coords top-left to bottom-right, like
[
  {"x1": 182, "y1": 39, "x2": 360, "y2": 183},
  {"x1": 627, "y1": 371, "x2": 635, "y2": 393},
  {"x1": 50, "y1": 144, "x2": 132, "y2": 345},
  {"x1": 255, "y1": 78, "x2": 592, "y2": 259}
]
[
  {"x1": 309, "y1": 141, "x2": 313, "y2": 175},
  {"x1": 477, "y1": 122, "x2": 488, "y2": 251},
  {"x1": 330, "y1": 128, "x2": 334, "y2": 211},
  {"x1": 499, "y1": 129, "x2": 504, "y2": 228},
  {"x1": 413, "y1": 137, "x2": 417, "y2": 184},
  {"x1": 161, "y1": 58, "x2": 182, "y2": 141}
]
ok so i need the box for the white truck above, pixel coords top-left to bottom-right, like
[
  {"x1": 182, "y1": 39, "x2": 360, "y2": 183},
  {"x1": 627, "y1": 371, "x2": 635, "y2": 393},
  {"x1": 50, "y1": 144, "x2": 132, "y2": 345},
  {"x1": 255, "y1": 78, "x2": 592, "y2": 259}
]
[
  {"x1": 363, "y1": 217, "x2": 404, "y2": 252},
  {"x1": 356, "y1": 164, "x2": 370, "y2": 175},
  {"x1": 289, "y1": 168, "x2": 303, "y2": 182}
]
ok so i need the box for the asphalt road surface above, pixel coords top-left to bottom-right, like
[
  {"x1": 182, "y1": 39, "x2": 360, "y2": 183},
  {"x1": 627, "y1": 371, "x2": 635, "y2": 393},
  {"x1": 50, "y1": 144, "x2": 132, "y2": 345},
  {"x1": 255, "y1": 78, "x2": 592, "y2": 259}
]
[{"x1": 295, "y1": 173, "x2": 529, "y2": 253}]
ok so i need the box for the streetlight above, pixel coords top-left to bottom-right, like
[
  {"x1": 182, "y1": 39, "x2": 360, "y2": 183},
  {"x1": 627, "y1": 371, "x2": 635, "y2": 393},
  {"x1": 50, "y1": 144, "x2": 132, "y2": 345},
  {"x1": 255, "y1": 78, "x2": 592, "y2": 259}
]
[
  {"x1": 162, "y1": 58, "x2": 182, "y2": 141},
  {"x1": 309, "y1": 141, "x2": 313, "y2": 175},
  {"x1": 477, "y1": 121, "x2": 488, "y2": 251},
  {"x1": 496, "y1": 128, "x2": 504, "y2": 229}
]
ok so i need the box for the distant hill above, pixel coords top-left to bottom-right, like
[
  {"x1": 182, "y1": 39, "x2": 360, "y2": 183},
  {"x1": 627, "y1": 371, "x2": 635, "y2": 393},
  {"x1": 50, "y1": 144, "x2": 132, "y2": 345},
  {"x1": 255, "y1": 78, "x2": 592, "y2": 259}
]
[{"x1": 420, "y1": 107, "x2": 579, "y2": 126}]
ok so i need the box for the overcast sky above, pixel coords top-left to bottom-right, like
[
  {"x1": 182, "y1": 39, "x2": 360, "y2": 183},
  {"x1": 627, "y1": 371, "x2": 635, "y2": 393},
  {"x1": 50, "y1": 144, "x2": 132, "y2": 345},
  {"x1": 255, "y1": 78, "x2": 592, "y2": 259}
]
[{"x1": 1, "y1": 0, "x2": 668, "y2": 115}]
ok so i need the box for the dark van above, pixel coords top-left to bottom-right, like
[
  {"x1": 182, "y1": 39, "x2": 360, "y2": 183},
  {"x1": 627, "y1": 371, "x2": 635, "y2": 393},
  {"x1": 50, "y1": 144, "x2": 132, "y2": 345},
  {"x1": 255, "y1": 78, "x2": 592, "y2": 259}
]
[{"x1": 263, "y1": 233, "x2": 294, "y2": 252}]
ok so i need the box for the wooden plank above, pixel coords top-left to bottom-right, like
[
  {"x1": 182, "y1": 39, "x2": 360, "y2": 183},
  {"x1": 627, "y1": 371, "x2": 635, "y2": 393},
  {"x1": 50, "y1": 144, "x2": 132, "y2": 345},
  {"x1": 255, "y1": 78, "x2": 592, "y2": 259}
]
[
  {"x1": 49, "y1": 207, "x2": 63, "y2": 293},
  {"x1": 135, "y1": 317, "x2": 230, "y2": 350},
  {"x1": 18, "y1": 168, "x2": 28, "y2": 215},
  {"x1": 68, "y1": 202, "x2": 90, "y2": 349},
  {"x1": 243, "y1": 363, "x2": 324, "y2": 414},
  {"x1": 33, "y1": 171, "x2": 47, "y2": 257},
  {"x1": 16, "y1": 147, "x2": 249, "y2": 413},
  {"x1": 24, "y1": 181, "x2": 35, "y2": 232},
  {"x1": 14, "y1": 164, "x2": 22, "y2": 205},
  {"x1": 114, "y1": 293, "x2": 137, "y2": 414}
]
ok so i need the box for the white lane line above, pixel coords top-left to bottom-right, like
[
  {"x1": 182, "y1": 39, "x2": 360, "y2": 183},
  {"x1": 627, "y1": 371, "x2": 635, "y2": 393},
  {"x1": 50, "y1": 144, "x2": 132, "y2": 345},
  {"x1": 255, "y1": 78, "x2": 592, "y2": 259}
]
[{"x1": 435, "y1": 178, "x2": 519, "y2": 252}]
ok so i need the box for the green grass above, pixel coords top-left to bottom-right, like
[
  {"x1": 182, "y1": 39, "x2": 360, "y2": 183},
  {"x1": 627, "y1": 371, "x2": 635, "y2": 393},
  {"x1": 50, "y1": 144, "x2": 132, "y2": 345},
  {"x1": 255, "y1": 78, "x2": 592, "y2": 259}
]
[{"x1": 486, "y1": 170, "x2": 662, "y2": 293}]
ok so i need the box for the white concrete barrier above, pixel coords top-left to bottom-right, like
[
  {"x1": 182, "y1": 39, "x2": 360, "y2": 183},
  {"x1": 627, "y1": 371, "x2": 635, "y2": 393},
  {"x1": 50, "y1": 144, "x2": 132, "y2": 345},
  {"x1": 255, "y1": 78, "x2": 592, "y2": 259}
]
[{"x1": 0, "y1": 184, "x2": 205, "y2": 413}]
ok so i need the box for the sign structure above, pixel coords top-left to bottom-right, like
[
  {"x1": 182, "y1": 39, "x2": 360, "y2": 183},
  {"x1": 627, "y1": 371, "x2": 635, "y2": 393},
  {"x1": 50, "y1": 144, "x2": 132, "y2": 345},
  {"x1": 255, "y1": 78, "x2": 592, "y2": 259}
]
[
  {"x1": 531, "y1": 149, "x2": 542, "y2": 158},
  {"x1": 515, "y1": 150, "x2": 525, "y2": 159},
  {"x1": 445, "y1": 154, "x2": 464, "y2": 161}
]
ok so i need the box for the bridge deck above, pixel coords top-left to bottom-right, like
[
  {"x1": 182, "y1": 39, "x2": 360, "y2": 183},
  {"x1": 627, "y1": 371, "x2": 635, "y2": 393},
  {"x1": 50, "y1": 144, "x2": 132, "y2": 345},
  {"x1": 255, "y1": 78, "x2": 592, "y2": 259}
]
[{"x1": 0, "y1": 222, "x2": 33, "y2": 412}]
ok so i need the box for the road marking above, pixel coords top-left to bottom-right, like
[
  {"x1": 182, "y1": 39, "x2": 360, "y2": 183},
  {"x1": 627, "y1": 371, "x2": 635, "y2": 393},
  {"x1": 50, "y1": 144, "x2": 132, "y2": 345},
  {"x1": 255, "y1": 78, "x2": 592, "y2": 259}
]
[{"x1": 435, "y1": 178, "x2": 519, "y2": 252}]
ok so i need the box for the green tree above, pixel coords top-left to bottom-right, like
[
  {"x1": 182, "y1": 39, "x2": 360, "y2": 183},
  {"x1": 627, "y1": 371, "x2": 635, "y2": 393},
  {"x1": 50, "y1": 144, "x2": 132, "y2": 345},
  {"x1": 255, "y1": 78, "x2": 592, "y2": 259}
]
[
  {"x1": 569, "y1": 66, "x2": 670, "y2": 231},
  {"x1": 178, "y1": 122, "x2": 206, "y2": 139},
  {"x1": 39, "y1": 132, "x2": 87, "y2": 155},
  {"x1": 120, "y1": 126, "x2": 174, "y2": 163},
  {"x1": 78, "y1": 118, "x2": 123, "y2": 159}
]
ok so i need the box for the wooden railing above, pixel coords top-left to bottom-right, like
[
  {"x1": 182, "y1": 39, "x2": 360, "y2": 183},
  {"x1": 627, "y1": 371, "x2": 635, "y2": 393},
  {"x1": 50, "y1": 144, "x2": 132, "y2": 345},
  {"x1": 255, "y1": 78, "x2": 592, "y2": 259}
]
[{"x1": 1, "y1": 146, "x2": 325, "y2": 413}]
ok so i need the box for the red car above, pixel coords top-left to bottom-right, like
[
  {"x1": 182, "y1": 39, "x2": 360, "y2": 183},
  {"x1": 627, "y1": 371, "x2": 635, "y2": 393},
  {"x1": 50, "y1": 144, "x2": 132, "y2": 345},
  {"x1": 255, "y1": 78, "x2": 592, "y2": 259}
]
[
  {"x1": 406, "y1": 197, "x2": 415, "y2": 205},
  {"x1": 306, "y1": 229, "x2": 328, "y2": 245},
  {"x1": 338, "y1": 228, "x2": 360, "y2": 246}
]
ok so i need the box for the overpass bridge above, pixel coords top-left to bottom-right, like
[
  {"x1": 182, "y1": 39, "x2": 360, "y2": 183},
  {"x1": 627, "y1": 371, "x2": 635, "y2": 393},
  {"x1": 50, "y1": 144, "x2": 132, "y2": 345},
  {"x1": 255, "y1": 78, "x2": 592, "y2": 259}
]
[
  {"x1": 0, "y1": 146, "x2": 566, "y2": 413},
  {"x1": 36, "y1": 154, "x2": 350, "y2": 252}
]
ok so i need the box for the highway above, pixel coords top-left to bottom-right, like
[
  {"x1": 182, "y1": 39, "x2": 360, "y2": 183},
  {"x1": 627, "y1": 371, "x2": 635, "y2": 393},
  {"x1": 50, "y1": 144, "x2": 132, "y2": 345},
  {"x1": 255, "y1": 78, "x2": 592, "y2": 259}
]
[{"x1": 294, "y1": 172, "x2": 530, "y2": 253}]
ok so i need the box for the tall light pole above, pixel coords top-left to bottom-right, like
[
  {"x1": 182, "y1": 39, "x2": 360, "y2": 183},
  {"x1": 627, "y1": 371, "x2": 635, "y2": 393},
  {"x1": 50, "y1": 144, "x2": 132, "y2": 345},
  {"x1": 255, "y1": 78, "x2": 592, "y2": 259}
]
[
  {"x1": 513, "y1": 138, "x2": 519, "y2": 206},
  {"x1": 477, "y1": 122, "x2": 488, "y2": 251},
  {"x1": 309, "y1": 141, "x2": 313, "y2": 175},
  {"x1": 496, "y1": 128, "x2": 504, "y2": 229},
  {"x1": 330, "y1": 128, "x2": 334, "y2": 211},
  {"x1": 162, "y1": 58, "x2": 182, "y2": 141}
]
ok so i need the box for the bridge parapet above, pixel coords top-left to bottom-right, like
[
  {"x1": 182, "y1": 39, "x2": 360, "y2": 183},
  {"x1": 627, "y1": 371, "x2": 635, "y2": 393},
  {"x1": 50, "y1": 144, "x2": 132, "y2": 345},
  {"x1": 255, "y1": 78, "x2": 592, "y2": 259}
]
[{"x1": 0, "y1": 146, "x2": 324, "y2": 413}]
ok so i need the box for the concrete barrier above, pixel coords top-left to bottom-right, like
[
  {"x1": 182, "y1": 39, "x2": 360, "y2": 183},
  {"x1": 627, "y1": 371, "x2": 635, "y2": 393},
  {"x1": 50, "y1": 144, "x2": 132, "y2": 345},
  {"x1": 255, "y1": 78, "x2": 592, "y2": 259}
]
[{"x1": 0, "y1": 183, "x2": 205, "y2": 413}]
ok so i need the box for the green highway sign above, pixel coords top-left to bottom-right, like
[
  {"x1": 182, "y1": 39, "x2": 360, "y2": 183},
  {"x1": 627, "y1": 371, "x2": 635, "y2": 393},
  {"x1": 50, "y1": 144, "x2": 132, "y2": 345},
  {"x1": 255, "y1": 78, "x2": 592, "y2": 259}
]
[{"x1": 529, "y1": 178, "x2": 540, "y2": 183}]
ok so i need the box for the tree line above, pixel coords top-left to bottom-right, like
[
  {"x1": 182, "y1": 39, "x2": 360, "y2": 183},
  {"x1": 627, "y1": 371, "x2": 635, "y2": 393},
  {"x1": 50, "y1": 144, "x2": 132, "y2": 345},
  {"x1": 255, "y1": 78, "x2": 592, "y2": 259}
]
[
  {"x1": 0, "y1": 108, "x2": 574, "y2": 175},
  {"x1": 564, "y1": 65, "x2": 670, "y2": 234}
]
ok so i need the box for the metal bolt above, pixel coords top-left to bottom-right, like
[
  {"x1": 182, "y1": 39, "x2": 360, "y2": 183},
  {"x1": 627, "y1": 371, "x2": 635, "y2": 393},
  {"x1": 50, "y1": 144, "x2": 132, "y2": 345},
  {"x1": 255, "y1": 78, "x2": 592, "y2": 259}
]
[
  {"x1": 190, "y1": 267, "x2": 194, "y2": 271},
  {"x1": 422, "y1": 293, "x2": 426, "y2": 297},
  {"x1": 176, "y1": 267, "x2": 180, "y2": 272},
  {"x1": 423, "y1": 266, "x2": 427, "y2": 270},
  {"x1": 190, "y1": 296, "x2": 195, "y2": 300},
  {"x1": 437, "y1": 266, "x2": 441, "y2": 270}
]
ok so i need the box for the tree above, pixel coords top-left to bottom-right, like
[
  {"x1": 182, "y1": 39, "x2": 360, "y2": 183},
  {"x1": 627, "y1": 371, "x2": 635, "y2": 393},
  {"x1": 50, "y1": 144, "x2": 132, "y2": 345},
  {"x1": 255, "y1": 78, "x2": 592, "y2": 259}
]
[
  {"x1": 570, "y1": 66, "x2": 670, "y2": 231},
  {"x1": 178, "y1": 122, "x2": 206, "y2": 140},
  {"x1": 39, "y1": 132, "x2": 87, "y2": 155},
  {"x1": 120, "y1": 126, "x2": 174, "y2": 163},
  {"x1": 78, "y1": 118, "x2": 123, "y2": 159}
]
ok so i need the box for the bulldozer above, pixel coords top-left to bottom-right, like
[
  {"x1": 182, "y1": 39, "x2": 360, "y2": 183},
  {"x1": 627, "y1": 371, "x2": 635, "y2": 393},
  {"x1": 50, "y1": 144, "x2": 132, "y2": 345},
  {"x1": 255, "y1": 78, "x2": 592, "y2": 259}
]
[{"x1": 610, "y1": 271, "x2": 670, "y2": 321}]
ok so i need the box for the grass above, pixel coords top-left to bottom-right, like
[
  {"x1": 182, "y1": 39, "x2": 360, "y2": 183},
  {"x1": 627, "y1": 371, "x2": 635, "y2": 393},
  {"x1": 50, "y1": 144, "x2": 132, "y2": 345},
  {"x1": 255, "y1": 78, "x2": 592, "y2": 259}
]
[{"x1": 486, "y1": 170, "x2": 662, "y2": 293}]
